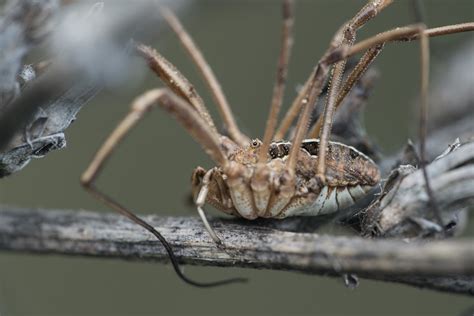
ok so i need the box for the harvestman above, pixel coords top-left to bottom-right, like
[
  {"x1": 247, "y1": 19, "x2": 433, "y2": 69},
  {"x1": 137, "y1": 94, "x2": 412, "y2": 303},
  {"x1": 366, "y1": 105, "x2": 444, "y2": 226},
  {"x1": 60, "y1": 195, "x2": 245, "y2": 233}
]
[{"x1": 80, "y1": 0, "x2": 474, "y2": 286}]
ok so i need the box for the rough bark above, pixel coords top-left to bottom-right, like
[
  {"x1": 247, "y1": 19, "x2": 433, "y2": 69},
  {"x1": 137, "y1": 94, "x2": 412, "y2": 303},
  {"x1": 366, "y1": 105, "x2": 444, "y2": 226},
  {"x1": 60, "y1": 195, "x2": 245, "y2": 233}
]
[
  {"x1": 0, "y1": 206, "x2": 473, "y2": 295},
  {"x1": 361, "y1": 141, "x2": 474, "y2": 238}
]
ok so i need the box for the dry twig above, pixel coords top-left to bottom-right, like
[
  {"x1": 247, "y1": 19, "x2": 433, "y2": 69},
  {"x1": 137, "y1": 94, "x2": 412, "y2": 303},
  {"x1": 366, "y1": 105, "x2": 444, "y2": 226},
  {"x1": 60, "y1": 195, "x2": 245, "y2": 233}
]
[{"x1": 0, "y1": 206, "x2": 473, "y2": 295}]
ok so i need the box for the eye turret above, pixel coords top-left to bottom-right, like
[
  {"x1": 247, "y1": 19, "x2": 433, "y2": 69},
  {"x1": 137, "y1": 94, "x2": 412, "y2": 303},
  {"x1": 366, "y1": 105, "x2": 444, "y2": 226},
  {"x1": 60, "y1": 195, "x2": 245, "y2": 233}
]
[{"x1": 250, "y1": 139, "x2": 262, "y2": 148}]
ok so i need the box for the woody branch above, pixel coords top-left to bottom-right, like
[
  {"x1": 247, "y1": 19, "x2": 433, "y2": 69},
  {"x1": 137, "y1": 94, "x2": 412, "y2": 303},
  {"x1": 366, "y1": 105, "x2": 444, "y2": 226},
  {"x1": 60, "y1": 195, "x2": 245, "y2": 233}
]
[{"x1": 0, "y1": 202, "x2": 473, "y2": 295}]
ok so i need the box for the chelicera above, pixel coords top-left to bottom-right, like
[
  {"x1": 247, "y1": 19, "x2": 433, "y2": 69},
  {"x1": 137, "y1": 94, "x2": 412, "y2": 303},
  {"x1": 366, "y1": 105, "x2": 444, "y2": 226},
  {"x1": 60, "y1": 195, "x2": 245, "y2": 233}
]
[{"x1": 80, "y1": 0, "x2": 474, "y2": 286}]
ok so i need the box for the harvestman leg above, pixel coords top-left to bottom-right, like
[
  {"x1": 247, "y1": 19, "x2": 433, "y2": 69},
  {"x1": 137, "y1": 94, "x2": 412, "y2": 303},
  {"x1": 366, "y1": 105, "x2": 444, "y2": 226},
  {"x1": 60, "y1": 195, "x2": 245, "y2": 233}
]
[
  {"x1": 308, "y1": 44, "x2": 383, "y2": 138},
  {"x1": 249, "y1": 0, "x2": 294, "y2": 214},
  {"x1": 135, "y1": 43, "x2": 218, "y2": 136},
  {"x1": 195, "y1": 168, "x2": 222, "y2": 244},
  {"x1": 309, "y1": 23, "x2": 474, "y2": 150},
  {"x1": 81, "y1": 88, "x2": 245, "y2": 287},
  {"x1": 284, "y1": 0, "x2": 394, "y2": 180},
  {"x1": 274, "y1": 0, "x2": 394, "y2": 141},
  {"x1": 275, "y1": 25, "x2": 472, "y2": 142},
  {"x1": 136, "y1": 43, "x2": 242, "y2": 240},
  {"x1": 258, "y1": 0, "x2": 294, "y2": 163},
  {"x1": 284, "y1": 18, "x2": 473, "y2": 176},
  {"x1": 314, "y1": 23, "x2": 474, "y2": 170},
  {"x1": 161, "y1": 7, "x2": 249, "y2": 146},
  {"x1": 312, "y1": 22, "x2": 473, "y2": 225},
  {"x1": 418, "y1": 28, "x2": 444, "y2": 227}
]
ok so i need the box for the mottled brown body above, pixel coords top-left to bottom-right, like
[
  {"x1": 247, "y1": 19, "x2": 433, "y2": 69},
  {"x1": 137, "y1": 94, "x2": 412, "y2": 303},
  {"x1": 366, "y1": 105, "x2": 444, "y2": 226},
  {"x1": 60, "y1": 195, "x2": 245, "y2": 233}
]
[{"x1": 192, "y1": 138, "x2": 380, "y2": 220}]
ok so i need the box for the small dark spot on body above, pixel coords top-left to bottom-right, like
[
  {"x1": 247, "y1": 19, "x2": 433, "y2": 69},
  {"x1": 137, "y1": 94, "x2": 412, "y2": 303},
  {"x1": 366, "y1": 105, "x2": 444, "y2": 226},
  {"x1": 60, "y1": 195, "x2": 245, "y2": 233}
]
[
  {"x1": 326, "y1": 144, "x2": 332, "y2": 156},
  {"x1": 269, "y1": 145, "x2": 279, "y2": 159},
  {"x1": 302, "y1": 141, "x2": 319, "y2": 155},
  {"x1": 349, "y1": 149, "x2": 359, "y2": 159},
  {"x1": 188, "y1": 86, "x2": 198, "y2": 98},
  {"x1": 268, "y1": 142, "x2": 290, "y2": 158}
]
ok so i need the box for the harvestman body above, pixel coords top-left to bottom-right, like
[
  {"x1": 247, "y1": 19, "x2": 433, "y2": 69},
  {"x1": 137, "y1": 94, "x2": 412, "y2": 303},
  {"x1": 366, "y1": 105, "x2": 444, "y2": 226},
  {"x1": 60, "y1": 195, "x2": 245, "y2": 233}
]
[
  {"x1": 80, "y1": 0, "x2": 474, "y2": 286},
  {"x1": 191, "y1": 139, "x2": 379, "y2": 221}
]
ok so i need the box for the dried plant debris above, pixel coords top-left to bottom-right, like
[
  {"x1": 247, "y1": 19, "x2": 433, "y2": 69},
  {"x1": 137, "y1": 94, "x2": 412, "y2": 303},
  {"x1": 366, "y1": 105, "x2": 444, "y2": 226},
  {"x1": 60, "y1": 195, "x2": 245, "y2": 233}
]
[
  {"x1": 0, "y1": 0, "x2": 58, "y2": 107},
  {"x1": 362, "y1": 141, "x2": 474, "y2": 239},
  {"x1": 0, "y1": 0, "x2": 69, "y2": 177},
  {"x1": 0, "y1": 0, "x2": 176, "y2": 177}
]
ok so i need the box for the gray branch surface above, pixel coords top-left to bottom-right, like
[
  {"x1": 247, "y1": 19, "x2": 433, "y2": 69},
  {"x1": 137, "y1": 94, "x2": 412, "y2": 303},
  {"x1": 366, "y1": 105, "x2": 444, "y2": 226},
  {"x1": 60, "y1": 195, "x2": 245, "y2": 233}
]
[
  {"x1": 362, "y1": 142, "x2": 474, "y2": 238},
  {"x1": 0, "y1": 206, "x2": 473, "y2": 295}
]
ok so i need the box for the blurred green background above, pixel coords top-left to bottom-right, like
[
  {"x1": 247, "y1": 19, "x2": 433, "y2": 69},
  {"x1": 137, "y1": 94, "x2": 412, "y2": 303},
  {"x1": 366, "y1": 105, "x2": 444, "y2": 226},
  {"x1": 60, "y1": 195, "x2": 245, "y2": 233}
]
[{"x1": 1, "y1": 0, "x2": 473, "y2": 315}]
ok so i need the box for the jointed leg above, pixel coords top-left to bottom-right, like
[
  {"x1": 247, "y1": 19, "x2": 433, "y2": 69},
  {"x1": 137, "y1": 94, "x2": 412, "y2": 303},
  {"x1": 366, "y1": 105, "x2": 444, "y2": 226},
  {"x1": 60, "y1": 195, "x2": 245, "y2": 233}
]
[
  {"x1": 82, "y1": 89, "x2": 227, "y2": 183},
  {"x1": 136, "y1": 44, "x2": 218, "y2": 136},
  {"x1": 275, "y1": 0, "x2": 393, "y2": 141},
  {"x1": 311, "y1": 21, "x2": 473, "y2": 182},
  {"x1": 249, "y1": 0, "x2": 295, "y2": 213},
  {"x1": 161, "y1": 7, "x2": 249, "y2": 146},
  {"x1": 285, "y1": 0, "x2": 393, "y2": 178},
  {"x1": 195, "y1": 168, "x2": 222, "y2": 244},
  {"x1": 333, "y1": 23, "x2": 474, "y2": 63},
  {"x1": 276, "y1": 6, "x2": 474, "y2": 144},
  {"x1": 258, "y1": 0, "x2": 294, "y2": 162},
  {"x1": 308, "y1": 44, "x2": 383, "y2": 138},
  {"x1": 81, "y1": 89, "x2": 245, "y2": 287},
  {"x1": 316, "y1": 62, "x2": 346, "y2": 182},
  {"x1": 408, "y1": 1, "x2": 443, "y2": 228},
  {"x1": 418, "y1": 28, "x2": 444, "y2": 228},
  {"x1": 310, "y1": 21, "x2": 472, "y2": 224}
]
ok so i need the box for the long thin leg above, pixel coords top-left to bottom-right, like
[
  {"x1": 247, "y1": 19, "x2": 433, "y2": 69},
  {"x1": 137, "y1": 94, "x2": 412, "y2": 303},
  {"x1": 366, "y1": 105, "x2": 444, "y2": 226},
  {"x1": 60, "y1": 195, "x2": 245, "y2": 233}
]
[
  {"x1": 275, "y1": 0, "x2": 393, "y2": 142},
  {"x1": 81, "y1": 89, "x2": 246, "y2": 287},
  {"x1": 313, "y1": 25, "x2": 422, "y2": 182},
  {"x1": 136, "y1": 43, "x2": 218, "y2": 136},
  {"x1": 195, "y1": 168, "x2": 222, "y2": 244},
  {"x1": 275, "y1": 21, "x2": 472, "y2": 141},
  {"x1": 250, "y1": 0, "x2": 295, "y2": 214},
  {"x1": 305, "y1": 21, "x2": 472, "y2": 221},
  {"x1": 339, "y1": 23, "x2": 474, "y2": 62},
  {"x1": 316, "y1": 62, "x2": 346, "y2": 182},
  {"x1": 418, "y1": 27, "x2": 444, "y2": 228},
  {"x1": 286, "y1": 0, "x2": 393, "y2": 177},
  {"x1": 311, "y1": 21, "x2": 474, "y2": 181},
  {"x1": 308, "y1": 44, "x2": 383, "y2": 138},
  {"x1": 161, "y1": 7, "x2": 249, "y2": 146},
  {"x1": 258, "y1": 0, "x2": 294, "y2": 162},
  {"x1": 308, "y1": 24, "x2": 474, "y2": 140},
  {"x1": 408, "y1": 1, "x2": 443, "y2": 228}
]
